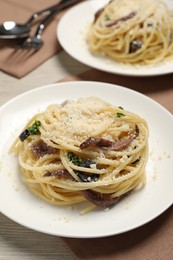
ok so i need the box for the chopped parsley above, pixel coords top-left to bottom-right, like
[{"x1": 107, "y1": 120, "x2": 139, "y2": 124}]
[
  {"x1": 67, "y1": 152, "x2": 84, "y2": 166},
  {"x1": 116, "y1": 112, "x2": 125, "y2": 118},
  {"x1": 67, "y1": 152, "x2": 98, "y2": 182},
  {"x1": 19, "y1": 120, "x2": 41, "y2": 141},
  {"x1": 105, "y1": 15, "x2": 110, "y2": 21},
  {"x1": 147, "y1": 23, "x2": 153, "y2": 27},
  {"x1": 28, "y1": 120, "x2": 41, "y2": 135}
]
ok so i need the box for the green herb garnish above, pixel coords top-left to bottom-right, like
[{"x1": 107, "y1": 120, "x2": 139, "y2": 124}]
[
  {"x1": 28, "y1": 120, "x2": 41, "y2": 135},
  {"x1": 19, "y1": 120, "x2": 41, "y2": 141},
  {"x1": 147, "y1": 23, "x2": 153, "y2": 27},
  {"x1": 105, "y1": 15, "x2": 110, "y2": 21},
  {"x1": 67, "y1": 152, "x2": 99, "y2": 182},
  {"x1": 117, "y1": 112, "x2": 125, "y2": 118},
  {"x1": 67, "y1": 152, "x2": 84, "y2": 166}
]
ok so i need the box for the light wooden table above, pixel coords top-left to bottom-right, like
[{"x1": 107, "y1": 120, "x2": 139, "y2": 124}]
[{"x1": 0, "y1": 51, "x2": 89, "y2": 260}]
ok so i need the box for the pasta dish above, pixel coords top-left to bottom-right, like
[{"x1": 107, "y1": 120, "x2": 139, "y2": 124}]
[
  {"x1": 10, "y1": 97, "x2": 149, "y2": 213},
  {"x1": 87, "y1": 0, "x2": 173, "y2": 64}
]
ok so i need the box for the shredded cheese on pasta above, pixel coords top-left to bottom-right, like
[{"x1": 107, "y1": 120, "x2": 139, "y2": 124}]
[{"x1": 10, "y1": 97, "x2": 149, "y2": 213}]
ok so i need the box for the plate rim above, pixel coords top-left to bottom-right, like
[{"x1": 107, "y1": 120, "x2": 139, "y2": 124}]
[
  {"x1": 1, "y1": 81, "x2": 172, "y2": 118},
  {"x1": 0, "y1": 81, "x2": 173, "y2": 238}
]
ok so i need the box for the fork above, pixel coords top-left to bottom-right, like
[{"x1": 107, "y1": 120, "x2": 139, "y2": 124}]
[{"x1": 13, "y1": 0, "x2": 79, "y2": 51}]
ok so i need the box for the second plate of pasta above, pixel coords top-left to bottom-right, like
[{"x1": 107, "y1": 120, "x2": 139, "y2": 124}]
[{"x1": 57, "y1": 0, "x2": 173, "y2": 76}]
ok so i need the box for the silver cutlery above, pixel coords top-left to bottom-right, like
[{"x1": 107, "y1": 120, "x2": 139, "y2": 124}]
[
  {"x1": 15, "y1": 9, "x2": 58, "y2": 51},
  {"x1": 0, "y1": 0, "x2": 79, "y2": 39}
]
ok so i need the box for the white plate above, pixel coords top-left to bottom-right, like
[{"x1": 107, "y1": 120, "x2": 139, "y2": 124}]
[
  {"x1": 57, "y1": 0, "x2": 173, "y2": 77},
  {"x1": 0, "y1": 81, "x2": 173, "y2": 238}
]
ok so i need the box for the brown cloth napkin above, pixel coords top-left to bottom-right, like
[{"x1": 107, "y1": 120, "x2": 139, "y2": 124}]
[
  {"x1": 0, "y1": 0, "x2": 82, "y2": 78},
  {"x1": 60, "y1": 69, "x2": 173, "y2": 259}
]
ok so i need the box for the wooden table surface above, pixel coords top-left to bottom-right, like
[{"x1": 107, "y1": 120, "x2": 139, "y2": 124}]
[{"x1": 0, "y1": 51, "x2": 89, "y2": 260}]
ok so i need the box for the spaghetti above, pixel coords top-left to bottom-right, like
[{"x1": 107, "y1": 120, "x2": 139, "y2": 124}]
[
  {"x1": 10, "y1": 97, "x2": 149, "y2": 213},
  {"x1": 87, "y1": 0, "x2": 173, "y2": 64}
]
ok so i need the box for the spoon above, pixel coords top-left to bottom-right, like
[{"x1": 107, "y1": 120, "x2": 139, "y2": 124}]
[
  {"x1": 0, "y1": 0, "x2": 79, "y2": 39},
  {"x1": 15, "y1": 9, "x2": 59, "y2": 51}
]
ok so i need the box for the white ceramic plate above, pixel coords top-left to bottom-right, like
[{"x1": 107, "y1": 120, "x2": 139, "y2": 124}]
[
  {"x1": 57, "y1": 0, "x2": 173, "y2": 77},
  {"x1": 0, "y1": 81, "x2": 173, "y2": 238}
]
